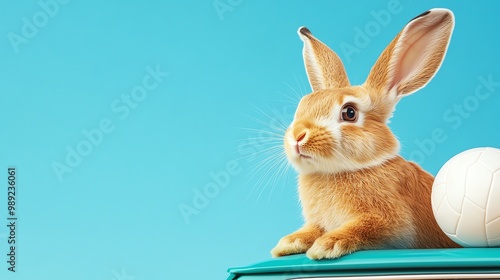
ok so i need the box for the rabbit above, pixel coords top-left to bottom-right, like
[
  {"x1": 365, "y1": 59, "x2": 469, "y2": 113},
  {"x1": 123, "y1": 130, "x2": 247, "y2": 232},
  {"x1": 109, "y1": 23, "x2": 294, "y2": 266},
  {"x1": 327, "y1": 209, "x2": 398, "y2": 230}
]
[{"x1": 270, "y1": 8, "x2": 461, "y2": 260}]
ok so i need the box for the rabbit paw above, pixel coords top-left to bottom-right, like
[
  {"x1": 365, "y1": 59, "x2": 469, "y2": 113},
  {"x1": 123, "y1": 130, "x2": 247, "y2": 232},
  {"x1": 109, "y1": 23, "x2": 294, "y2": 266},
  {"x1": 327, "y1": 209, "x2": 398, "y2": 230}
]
[
  {"x1": 306, "y1": 235, "x2": 358, "y2": 260},
  {"x1": 271, "y1": 235, "x2": 311, "y2": 257}
]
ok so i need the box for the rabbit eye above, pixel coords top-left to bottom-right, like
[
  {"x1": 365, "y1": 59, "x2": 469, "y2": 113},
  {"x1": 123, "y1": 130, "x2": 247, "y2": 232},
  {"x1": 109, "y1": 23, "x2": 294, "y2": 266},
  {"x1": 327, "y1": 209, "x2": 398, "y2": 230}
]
[{"x1": 341, "y1": 104, "x2": 358, "y2": 122}]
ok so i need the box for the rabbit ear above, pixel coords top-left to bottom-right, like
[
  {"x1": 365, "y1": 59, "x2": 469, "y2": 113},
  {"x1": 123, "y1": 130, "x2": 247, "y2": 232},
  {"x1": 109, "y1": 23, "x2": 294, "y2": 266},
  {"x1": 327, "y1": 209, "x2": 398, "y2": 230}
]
[
  {"x1": 298, "y1": 27, "x2": 350, "y2": 91},
  {"x1": 365, "y1": 8, "x2": 454, "y2": 98}
]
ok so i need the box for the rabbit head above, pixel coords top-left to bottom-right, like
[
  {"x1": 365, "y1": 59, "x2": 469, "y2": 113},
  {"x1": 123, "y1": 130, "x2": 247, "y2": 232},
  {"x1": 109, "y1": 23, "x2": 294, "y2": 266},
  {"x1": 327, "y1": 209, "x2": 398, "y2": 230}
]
[{"x1": 285, "y1": 9, "x2": 455, "y2": 174}]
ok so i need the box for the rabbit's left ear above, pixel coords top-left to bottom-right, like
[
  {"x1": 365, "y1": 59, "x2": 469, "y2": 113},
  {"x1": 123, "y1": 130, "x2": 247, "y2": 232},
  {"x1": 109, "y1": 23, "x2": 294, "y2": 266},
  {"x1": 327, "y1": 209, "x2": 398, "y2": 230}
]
[
  {"x1": 298, "y1": 27, "x2": 350, "y2": 91},
  {"x1": 365, "y1": 8, "x2": 454, "y2": 98}
]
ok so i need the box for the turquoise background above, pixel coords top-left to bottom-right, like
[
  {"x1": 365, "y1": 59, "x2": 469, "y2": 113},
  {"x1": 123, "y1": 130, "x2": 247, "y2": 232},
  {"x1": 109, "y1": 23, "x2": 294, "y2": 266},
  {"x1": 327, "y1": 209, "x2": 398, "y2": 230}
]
[{"x1": 0, "y1": 1, "x2": 499, "y2": 279}]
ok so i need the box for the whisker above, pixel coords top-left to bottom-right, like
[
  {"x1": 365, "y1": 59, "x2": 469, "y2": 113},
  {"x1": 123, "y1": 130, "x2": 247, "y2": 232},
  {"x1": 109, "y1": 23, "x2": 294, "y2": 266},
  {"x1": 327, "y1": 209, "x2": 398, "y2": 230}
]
[
  {"x1": 266, "y1": 153, "x2": 291, "y2": 204},
  {"x1": 296, "y1": 74, "x2": 309, "y2": 96},
  {"x1": 249, "y1": 104, "x2": 289, "y2": 131},
  {"x1": 285, "y1": 81, "x2": 304, "y2": 103},
  {"x1": 235, "y1": 80, "x2": 307, "y2": 203},
  {"x1": 232, "y1": 145, "x2": 284, "y2": 162},
  {"x1": 227, "y1": 137, "x2": 284, "y2": 145},
  {"x1": 235, "y1": 127, "x2": 286, "y2": 137},
  {"x1": 240, "y1": 112, "x2": 286, "y2": 131},
  {"x1": 229, "y1": 137, "x2": 283, "y2": 159},
  {"x1": 280, "y1": 161, "x2": 295, "y2": 194},
  {"x1": 246, "y1": 147, "x2": 286, "y2": 177},
  {"x1": 276, "y1": 90, "x2": 300, "y2": 105},
  {"x1": 254, "y1": 154, "x2": 287, "y2": 202},
  {"x1": 230, "y1": 136, "x2": 284, "y2": 142},
  {"x1": 244, "y1": 148, "x2": 286, "y2": 198}
]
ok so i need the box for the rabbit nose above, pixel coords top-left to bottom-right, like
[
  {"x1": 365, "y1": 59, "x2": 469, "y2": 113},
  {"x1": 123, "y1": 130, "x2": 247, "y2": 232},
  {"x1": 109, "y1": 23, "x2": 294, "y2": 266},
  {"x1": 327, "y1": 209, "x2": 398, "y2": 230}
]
[
  {"x1": 294, "y1": 130, "x2": 309, "y2": 155},
  {"x1": 296, "y1": 131, "x2": 307, "y2": 142},
  {"x1": 293, "y1": 123, "x2": 310, "y2": 143}
]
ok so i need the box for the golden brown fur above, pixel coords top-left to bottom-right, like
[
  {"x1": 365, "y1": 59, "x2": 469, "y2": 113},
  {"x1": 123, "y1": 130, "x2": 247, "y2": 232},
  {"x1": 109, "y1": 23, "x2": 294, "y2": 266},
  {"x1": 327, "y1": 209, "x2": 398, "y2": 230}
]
[{"x1": 271, "y1": 9, "x2": 460, "y2": 260}]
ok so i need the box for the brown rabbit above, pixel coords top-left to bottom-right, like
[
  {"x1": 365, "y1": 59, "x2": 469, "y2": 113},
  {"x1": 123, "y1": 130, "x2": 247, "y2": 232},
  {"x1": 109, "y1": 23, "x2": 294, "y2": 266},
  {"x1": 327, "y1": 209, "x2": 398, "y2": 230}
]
[{"x1": 271, "y1": 8, "x2": 460, "y2": 260}]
